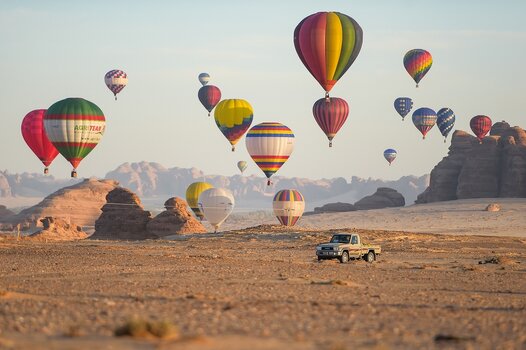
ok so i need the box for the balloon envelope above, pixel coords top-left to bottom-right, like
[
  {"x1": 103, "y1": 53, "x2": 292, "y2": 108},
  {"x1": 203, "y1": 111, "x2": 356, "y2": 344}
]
[
  {"x1": 312, "y1": 97, "x2": 349, "y2": 147},
  {"x1": 21, "y1": 109, "x2": 59, "y2": 173},
  {"x1": 186, "y1": 182, "x2": 214, "y2": 220},
  {"x1": 412, "y1": 108, "x2": 437, "y2": 139},
  {"x1": 43, "y1": 98, "x2": 106, "y2": 177},
  {"x1": 104, "y1": 70, "x2": 128, "y2": 99},
  {"x1": 214, "y1": 99, "x2": 253, "y2": 151},
  {"x1": 198, "y1": 73, "x2": 210, "y2": 86},
  {"x1": 383, "y1": 149, "x2": 397, "y2": 165},
  {"x1": 246, "y1": 122, "x2": 295, "y2": 185},
  {"x1": 394, "y1": 97, "x2": 413, "y2": 120},
  {"x1": 437, "y1": 108, "x2": 456, "y2": 142},
  {"x1": 237, "y1": 161, "x2": 248, "y2": 174},
  {"x1": 404, "y1": 49, "x2": 432, "y2": 87},
  {"x1": 199, "y1": 188, "x2": 235, "y2": 232},
  {"x1": 273, "y1": 189, "x2": 305, "y2": 226},
  {"x1": 198, "y1": 85, "x2": 221, "y2": 116},
  {"x1": 470, "y1": 115, "x2": 492, "y2": 142},
  {"x1": 294, "y1": 11, "x2": 363, "y2": 96}
]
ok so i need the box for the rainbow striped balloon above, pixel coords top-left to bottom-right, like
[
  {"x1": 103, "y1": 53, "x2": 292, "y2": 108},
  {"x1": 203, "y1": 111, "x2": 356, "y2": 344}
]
[
  {"x1": 43, "y1": 98, "x2": 105, "y2": 177},
  {"x1": 246, "y1": 122, "x2": 295, "y2": 185},
  {"x1": 273, "y1": 189, "x2": 305, "y2": 226},
  {"x1": 403, "y1": 49, "x2": 432, "y2": 87},
  {"x1": 214, "y1": 99, "x2": 253, "y2": 151}
]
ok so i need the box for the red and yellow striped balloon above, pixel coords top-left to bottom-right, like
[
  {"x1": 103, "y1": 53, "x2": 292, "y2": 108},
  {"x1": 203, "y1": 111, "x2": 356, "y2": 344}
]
[{"x1": 273, "y1": 189, "x2": 305, "y2": 226}]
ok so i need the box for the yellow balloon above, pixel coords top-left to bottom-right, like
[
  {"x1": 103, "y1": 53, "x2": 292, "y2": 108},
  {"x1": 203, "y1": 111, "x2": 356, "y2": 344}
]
[
  {"x1": 185, "y1": 182, "x2": 214, "y2": 219},
  {"x1": 214, "y1": 99, "x2": 253, "y2": 151}
]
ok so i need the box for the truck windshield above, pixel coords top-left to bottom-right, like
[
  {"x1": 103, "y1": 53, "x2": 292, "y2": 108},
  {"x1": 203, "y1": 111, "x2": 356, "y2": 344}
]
[{"x1": 330, "y1": 235, "x2": 350, "y2": 243}]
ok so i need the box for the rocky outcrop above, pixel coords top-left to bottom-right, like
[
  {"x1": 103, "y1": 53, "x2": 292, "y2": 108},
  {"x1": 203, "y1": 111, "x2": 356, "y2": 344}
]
[
  {"x1": 1, "y1": 178, "x2": 119, "y2": 229},
  {"x1": 147, "y1": 197, "x2": 207, "y2": 236},
  {"x1": 485, "y1": 203, "x2": 501, "y2": 212},
  {"x1": 354, "y1": 188, "x2": 405, "y2": 210},
  {"x1": 0, "y1": 205, "x2": 14, "y2": 219},
  {"x1": 417, "y1": 122, "x2": 526, "y2": 203},
  {"x1": 91, "y1": 187, "x2": 154, "y2": 240},
  {"x1": 29, "y1": 217, "x2": 88, "y2": 241},
  {"x1": 313, "y1": 202, "x2": 356, "y2": 213}
]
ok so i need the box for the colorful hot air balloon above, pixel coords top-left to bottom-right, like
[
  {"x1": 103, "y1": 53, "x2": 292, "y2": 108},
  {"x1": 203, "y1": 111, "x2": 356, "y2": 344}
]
[
  {"x1": 312, "y1": 97, "x2": 349, "y2": 147},
  {"x1": 412, "y1": 107, "x2": 437, "y2": 139},
  {"x1": 294, "y1": 12, "x2": 363, "y2": 98},
  {"x1": 186, "y1": 182, "x2": 214, "y2": 220},
  {"x1": 198, "y1": 188, "x2": 235, "y2": 233},
  {"x1": 198, "y1": 72, "x2": 210, "y2": 86},
  {"x1": 383, "y1": 149, "x2": 397, "y2": 166},
  {"x1": 237, "y1": 161, "x2": 248, "y2": 174},
  {"x1": 273, "y1": 189, "x2": 305, "y2": 226},
  {"x1": 43, "y1": 98, "x2": 106, "y2": 177},
  {"x1": 437, "y1": 108, "x2": 456, "y2": 143},
  {"x1": 104, "y1": 69, "x2": 128, "y2": 100},
  {"x1": 470, "y1": 115, "x2": 492, "y2": 143},
  {"x1": 21, "y1": 109, "x2": 59, "y2": 174},
  {"x1": 394, "y1": 97, "x2": 413, "y2": 121},
  {"x1": 404, "y1": 49, "x2": 432, "y2": 87},
  {"x1": 246, "y1": 122, "x2": 295, "y2": 186},
  {"x1": 198, "y1": 85, "x2": 221, "y2": 116},
  {"x1": 214, "y1": 99, "x2": 253, "y2": 151}
]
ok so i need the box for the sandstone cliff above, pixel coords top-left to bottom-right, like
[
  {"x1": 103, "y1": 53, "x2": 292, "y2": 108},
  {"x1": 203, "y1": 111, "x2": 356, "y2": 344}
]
[
  {"x1": 417, "y1": 122, "x2": 526, "y2": 203},
  {"x1": 147, "y1": 197, "x2": 207, "y2": 236},
  {"x1": 29, "y1": 217, "x2": 88, "y2": 241},
  {"x1": 354, "y1": 187, "x2": 405, "y2": 210}
]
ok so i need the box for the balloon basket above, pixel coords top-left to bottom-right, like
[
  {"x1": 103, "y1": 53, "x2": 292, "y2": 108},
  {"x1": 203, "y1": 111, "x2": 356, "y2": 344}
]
[
  {"x1": 444, "y1": 139, "x2": 447, "y2": 143},
  {"x1": 71, "y1": 170, "x2": 78, "y2": 178},
  {"x1": 231, "y1": 146, "x2": 235, "y2": 152},
  {"x1": 208, "y1": 112, "x2": 210, "y2": 117},
  {"x1": 44, "y1": 168, "x2": 49, "y2": 175},
  {"x1": 329, "y1": 141, "x2": 332, "y2": 148},
  {"x1": 267, "y1": 180, "x2": 271, "y2": 186}
]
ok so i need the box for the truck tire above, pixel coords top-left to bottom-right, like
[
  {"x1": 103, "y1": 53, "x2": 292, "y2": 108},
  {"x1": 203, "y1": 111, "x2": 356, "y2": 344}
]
[
  {"x1": 317, "y1": 256, "x2": 322, "y2": 261},
  {"x1": 339, "y1": 251, "x2": 349, "y2": 264},
  {"x1": 366, "y1": 251, "x2": 375, "y2": 263}
]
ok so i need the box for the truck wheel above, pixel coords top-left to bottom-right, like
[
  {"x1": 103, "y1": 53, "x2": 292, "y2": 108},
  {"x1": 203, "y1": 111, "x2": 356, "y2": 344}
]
[
  {"x1": 366, "y1": 251, "x2": 375, "y2": 263},
  {"x1": 317, "y1": 256, "x2": 322, "y2": 261},
  {"x1": 339, "y1": 251, "x2": 349, "y2": 264}
]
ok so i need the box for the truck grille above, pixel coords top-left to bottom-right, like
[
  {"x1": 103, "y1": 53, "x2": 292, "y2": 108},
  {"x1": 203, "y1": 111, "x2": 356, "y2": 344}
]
[{"x1": 321, "y1": 247, "x2": 332, "y2": 251}]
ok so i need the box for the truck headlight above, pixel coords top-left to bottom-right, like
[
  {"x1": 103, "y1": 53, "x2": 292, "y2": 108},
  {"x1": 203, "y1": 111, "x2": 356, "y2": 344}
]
[{"x1": 316, "y1": 246, "x2": 322, "y2": 251}]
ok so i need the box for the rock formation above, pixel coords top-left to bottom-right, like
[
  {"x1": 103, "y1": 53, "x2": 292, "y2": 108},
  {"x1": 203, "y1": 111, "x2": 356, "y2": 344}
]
[
  {"x1": 91, "y1": 187, "x2": 154, "y2": 240},
  {"x1": 147, "y1": 197, "x2": 207, "y2": 236},
  {"x1": 485, "y1": 203, "x2": 501, "y2": 212},
  {"x1": 29, "y1": 217, "x2": 88, "y2": 241},
  {"x1": 313, "y1": 202, "x2": 356, "y2": 213},
  {"x1": 354, "y1": 187, "x2": 405, "y2": 210},
  {"x1": 1, "y1": 178, "x2": 119, "y2": 229},
  {"x1": 417, "y1": 122, "x2": 526, "y2": 203},
  {"x1": 0, "y1": 205, "x2": 14, "y2": 219}
]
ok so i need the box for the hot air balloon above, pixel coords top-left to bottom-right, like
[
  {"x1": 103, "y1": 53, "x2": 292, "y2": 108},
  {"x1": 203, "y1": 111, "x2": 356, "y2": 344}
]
[
  {"x1": 412, "y1": 108, "x2": 437, "y2": 139},
  {"x1": 437, "y1": 108, "x2": 456, "y2": 143},
  {"x1": 246, "y1": 122, "x2": 295, "y2": 186},
  {"x1": 237, "y1": 161, "x2": 248, "y2": 174},
  {"x1": 214, "y1": 99, "x2": 253, "y2": 151},
  {"x1": 198, "y1": 85, "x2": 221, "y2": 116},
  {"x1": 186, "y1": 182, "x2": 214, "y2": 220},
  {"x1": 394, "y1": 97, "x2": 413, "y2": 121},
  {"x1": 199, "y1": 188, "x2": 235, "y2": 233},
  {"x1": 294, "y1": 12, "x2": 363, "y2": 99},
  {"x1": 383, "y1": 149, "x2": 397, "y2": 166},
  {"x1": 273, "y1": 189, "x2": 305, "y2": 226},
  {"x1": 404, "y1": 49, "x2": 432, "y2": 87},
  {"x1": 21, "y1": 109, "x2": 59, "y2": 174},
  {"x1": 312, "y1": 97, "x2": 349, "y2": 147},
  {"x1": 43, "y1": 98, "x2": 106, "y2": 177},
  {"x1": 470, "y1": 115, "x2": 492, "y2": 143},
  {"x1": 104, "y1": 69, "x2": 128, "y2": 100},
  {"x1": 198, "y1": 73, "x2": 210, "y2": 86}
]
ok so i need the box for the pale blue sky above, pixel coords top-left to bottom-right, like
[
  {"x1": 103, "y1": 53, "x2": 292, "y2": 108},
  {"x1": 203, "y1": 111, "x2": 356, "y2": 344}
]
[{"x1": 1, "y1": 0, "x2": 525, "y2": 180}]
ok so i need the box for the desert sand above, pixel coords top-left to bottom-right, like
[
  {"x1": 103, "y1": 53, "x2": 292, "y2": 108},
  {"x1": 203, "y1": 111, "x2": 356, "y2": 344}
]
[{"x1": 0, "y1": 199, "x2": 525, "y2": 349}]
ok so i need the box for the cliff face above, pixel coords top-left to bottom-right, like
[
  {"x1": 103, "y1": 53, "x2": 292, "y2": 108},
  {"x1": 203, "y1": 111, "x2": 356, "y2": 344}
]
[{"x1": 417, "y1": 122, "x2": 526, "y2": 203}]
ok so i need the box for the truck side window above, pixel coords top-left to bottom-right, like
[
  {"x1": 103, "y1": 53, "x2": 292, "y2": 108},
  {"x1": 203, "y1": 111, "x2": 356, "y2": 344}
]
[{"x1": 351, "y1": 236, "x2": 358, "y2": 245}]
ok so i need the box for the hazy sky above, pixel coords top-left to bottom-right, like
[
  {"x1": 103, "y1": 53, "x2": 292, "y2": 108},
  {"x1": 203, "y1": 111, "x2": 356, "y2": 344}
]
[{"x1": 1, "y1": 0, "x2": 525, "y2": 181}]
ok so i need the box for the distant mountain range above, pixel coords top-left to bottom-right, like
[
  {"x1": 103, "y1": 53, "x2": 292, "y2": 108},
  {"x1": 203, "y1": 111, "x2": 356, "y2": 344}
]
[{"x1": 1, "y1": 162, "x2": 430, "y2": 211}]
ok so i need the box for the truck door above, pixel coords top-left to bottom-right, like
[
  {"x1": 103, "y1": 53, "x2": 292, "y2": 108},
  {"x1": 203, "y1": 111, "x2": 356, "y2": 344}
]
[{"x1": 349, "y1": 234, "x2": 360, "y2": 257}]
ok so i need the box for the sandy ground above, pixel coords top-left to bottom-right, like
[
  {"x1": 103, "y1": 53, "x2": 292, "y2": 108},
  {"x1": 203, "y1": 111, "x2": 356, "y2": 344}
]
[
  {"x1": 0, "y1": 225, "x2": 525, "y2": 349},
  {"x1": 221, "y1": 198, "x2": 526, "y2": 237}
]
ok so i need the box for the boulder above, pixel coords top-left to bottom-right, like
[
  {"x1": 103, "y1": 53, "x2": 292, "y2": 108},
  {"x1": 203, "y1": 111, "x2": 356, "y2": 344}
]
[
  {"x1": 354, "y1": 187, "x2": 405, "y2": 210},
  {"x1": 29, "y1": 217, "x2": 88, "y2": 241},
  {"x1": 147, "y1": 197, "x2": 207, "y2": 236},
  {"x1": 91, "y1": 187, "x2": 154, "y2": 240},
  {"x1": 417, "y1": 122, "x2": 526, "y2": 203},
  {"x1": 313, "y1": 202, "x2": 356, "y2": 213},
  {"x1": 0, "y1": 205, "x2": 14, "y2": 219},
  {"x1": 485, "y1": 203, "x2": 501, "y2": 212}
]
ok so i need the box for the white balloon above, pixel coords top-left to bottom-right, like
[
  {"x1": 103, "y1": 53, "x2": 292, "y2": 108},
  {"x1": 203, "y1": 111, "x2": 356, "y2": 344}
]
[{"x1": 198, "y1": 188, "x2": 235, "y2": 232}]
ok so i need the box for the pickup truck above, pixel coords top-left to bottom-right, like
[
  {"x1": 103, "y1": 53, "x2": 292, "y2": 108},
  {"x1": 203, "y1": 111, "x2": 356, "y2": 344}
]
[{"x1": 316, "y1": 233, "x2": 381, "y2": 263}]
